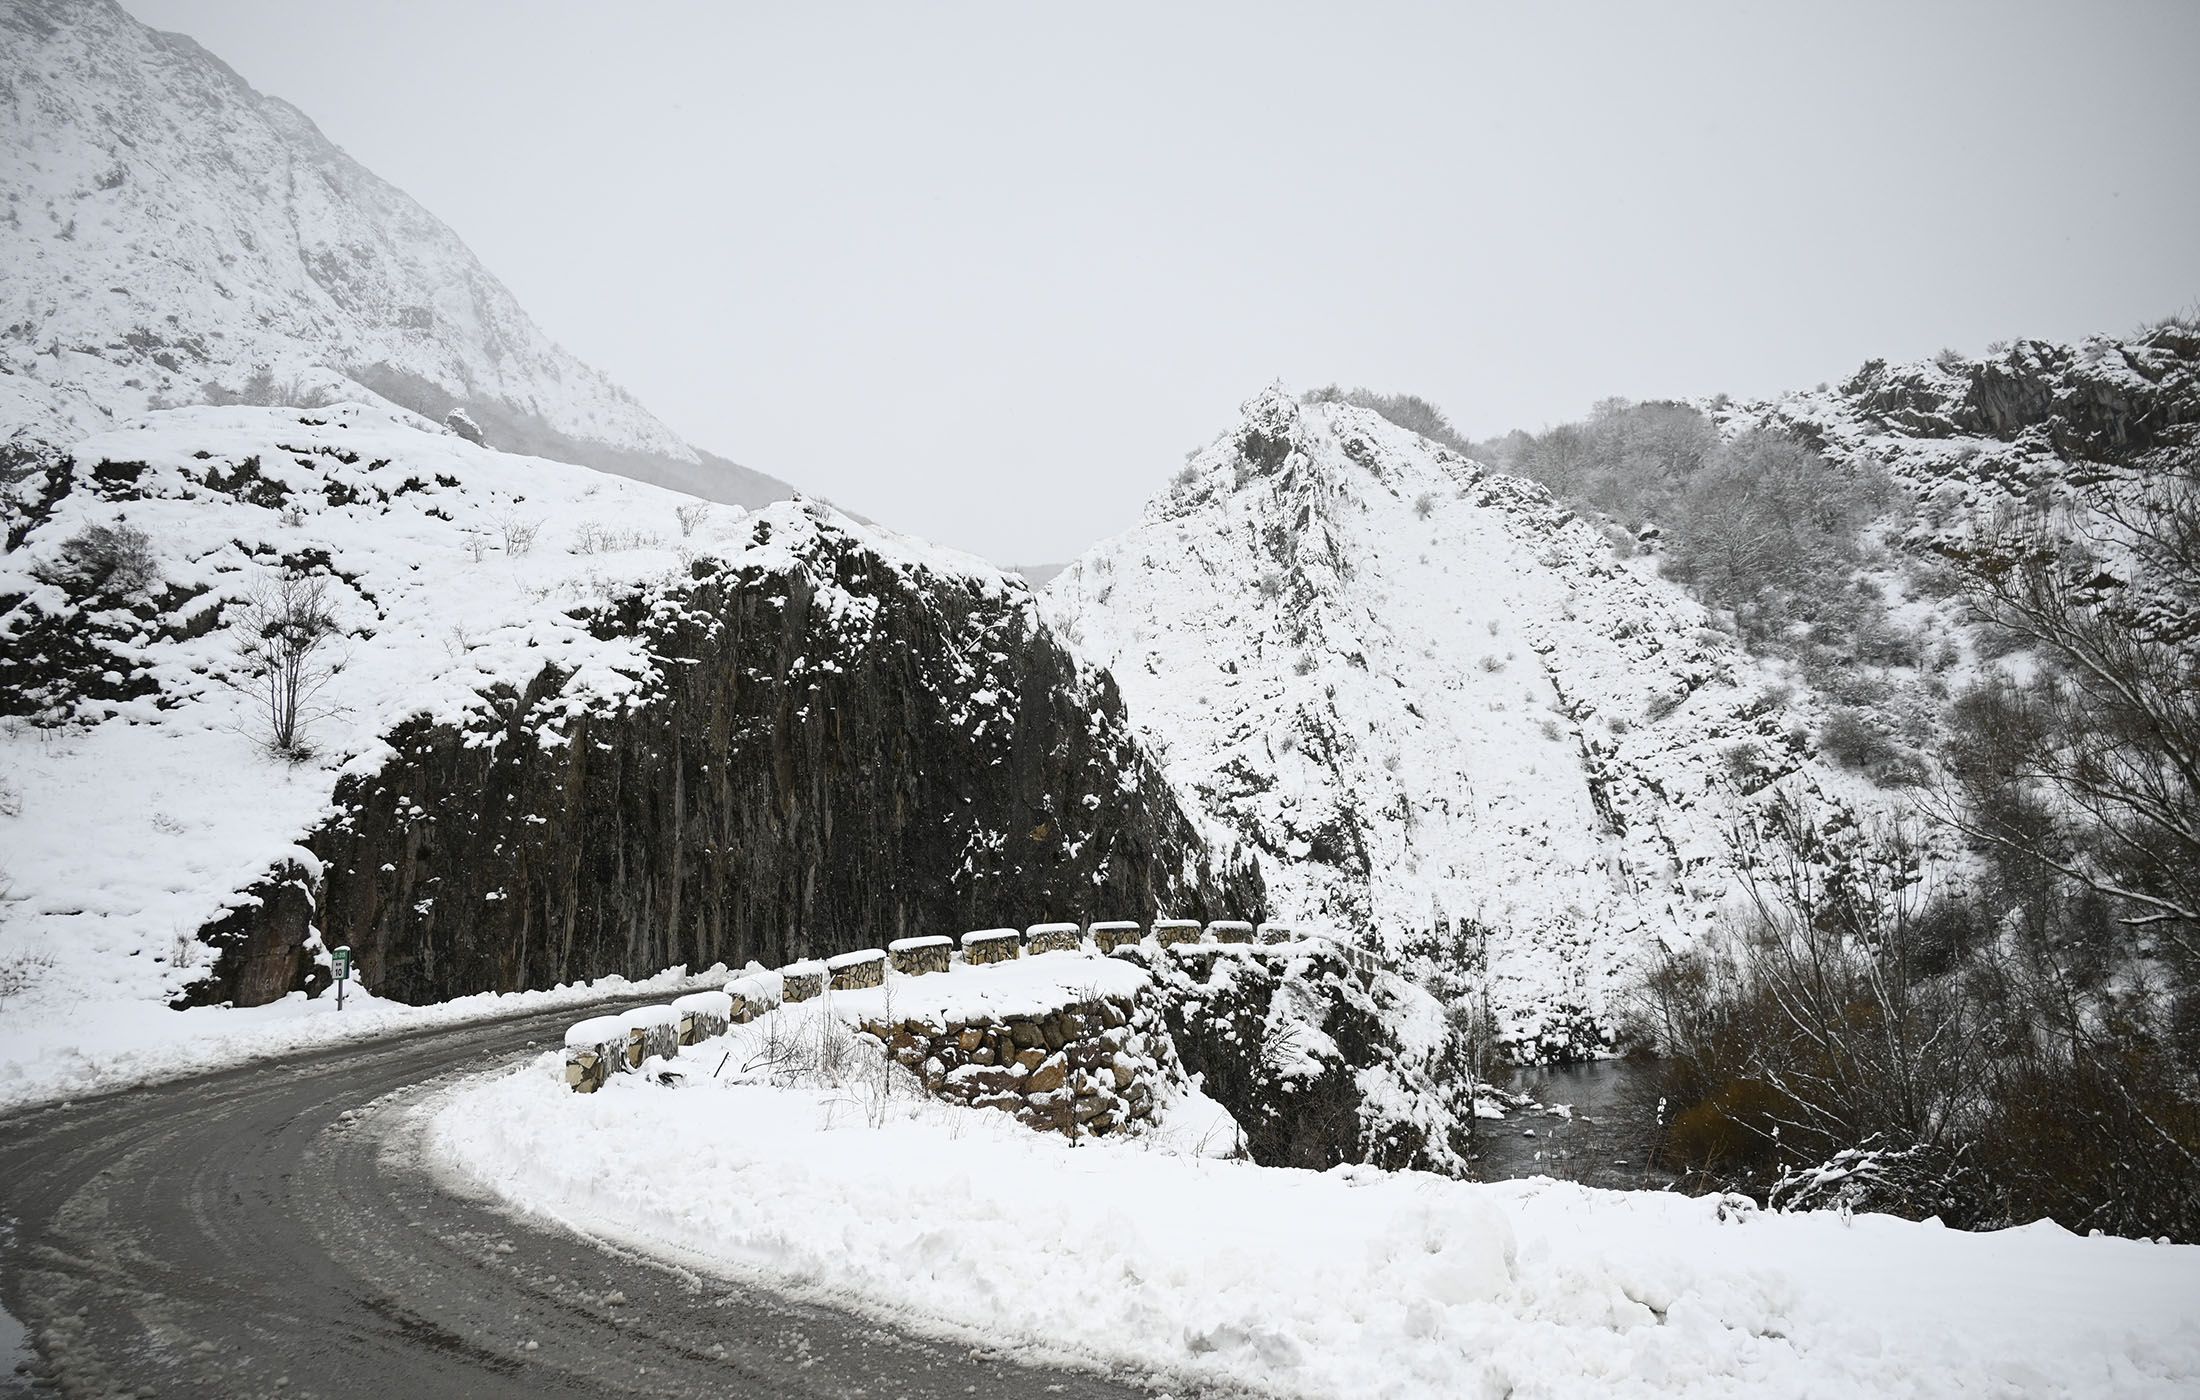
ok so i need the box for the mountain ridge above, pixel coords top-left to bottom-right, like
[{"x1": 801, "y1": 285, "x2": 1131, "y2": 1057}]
[
  {"x1": 0, "y1": 0, "x2": 795, "y2": 509},
  {"x1": 1045, "y1": 387, "x2": 1876, "y2": 1058}
]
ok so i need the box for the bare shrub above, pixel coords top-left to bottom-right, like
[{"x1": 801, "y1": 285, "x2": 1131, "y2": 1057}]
[
  {"x1": 0, "y1": 950, "x2": 51, "y2": 1011},
  {"x1": 674, "y1": 502, "x2": 711, "y2": 538},
  {"x1": 41, "y1": 522, "x2": 158, "y2": 599},
  {"x1": 499, "y1": 513, "x2": 542, "y2": 558},
  {"x1": 225, "y1": 569, "x2": 340, "y2": 760}
]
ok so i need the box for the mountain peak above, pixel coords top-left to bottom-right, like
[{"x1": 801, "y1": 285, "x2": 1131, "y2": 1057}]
[
  {"x1": 1049, "y1": 389, "x2": 1864, "y2": 1056},
  {"x1": 0, "y1": 0, "x2": 796, "y2": 508}
]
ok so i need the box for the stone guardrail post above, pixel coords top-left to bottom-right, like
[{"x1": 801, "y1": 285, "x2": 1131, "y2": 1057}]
[
  {"x1": 961, "y1": 928, "x2": 1021, "y2": 965},
  {"x1": 562, "y1": 1012, "x2": 628, "y2": 1093},
  {"x1": 1024, "y1": 922, "x2": 1081, "y2": 955},
  {"x1": 1089, "y1": 920, "x2": 1142, "y2": 953},
  {"x1": 1151, "y1": 918, "x2": 1202, "y2": 948},
  {"x1": 781, "y1": 960, "x2": 828, "y2": 1003},
  {"x1": 622, "y1": 1005, "x2": 681, "y2": 1067},
  {"x1": 827, "y1": 948, "x2": 887, "y2": 990},
  {"x1": 726, "y1": 970, "x2": 785, "y2": 1022},
  {"x1": 888, "y1": 935, "x2": 952, "y2": 975},
  {"x1": 673, "y1": 990, "x2": 733, "y2": 1045}
]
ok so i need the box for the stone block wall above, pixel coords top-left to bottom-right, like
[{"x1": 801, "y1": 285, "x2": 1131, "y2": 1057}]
[
  {"x1": 727, "y1": 971, "x2": 783, "y2": 1022},
  {"x1": 622, "y1": 1006, "x2": 680, "y2": 1067},
  {"x1": 861, "y1": 986, "x2": 1180, "y2": 1139},
  {"x1": 962, "y1": 928, "x2": 1021, "y2": 965},
  {"x1": 1025, "y1": 922, "x2": 1082, "y2": 955},
  {"x1": 827, "y1": 948, "x2": 886, "y2": 990},
  {"x1": 1089, "y1": 920, "x2": 1141, "y2": 952},
  {"x1": 782, "y1": 961, "x2": 827, "y2": 1003},
  {"x1": 673, "y1": 990, "x2": 733, "y2": 1044},
  {"x1": 563, "y1": 915, "x2": 1271, "y2": 1093},
  {"x1": 1152, "y1": 919, "x2": 1202, "y2": 948},
  {"x1": 889, "y1": 936, "x2": 952, "y2": 975}
]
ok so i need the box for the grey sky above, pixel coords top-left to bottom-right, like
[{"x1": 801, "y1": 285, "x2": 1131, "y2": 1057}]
[{"x1": 124, "y1": 0, "x2": 2200, "y2": 563}]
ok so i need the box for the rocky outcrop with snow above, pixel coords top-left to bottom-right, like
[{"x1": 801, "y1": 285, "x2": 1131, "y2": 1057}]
[
  {"x1": 0, "y1": 402, "x2": 1258, "y2": 1021},
  {"x1": 1046, "y1": 389, "x2": 1861, "y2": 1057},
  {"x1": 1724, "y1": 321, "x2": 2200, "y2": 636},
  {"x1": 0, "y1": 0, "x2": 790, "y2": 506}
]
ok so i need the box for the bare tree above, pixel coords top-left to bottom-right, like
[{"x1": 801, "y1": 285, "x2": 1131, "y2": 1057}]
[
  {"x1": 674, "y1": 501, "x2": 710, "y2": 538},
  {"x1": 227, "y1": 568, "x2": 341, "y2": 759},
  {"x1": 1941, "y1": 475, "x2": 2200, "y2": 959}
]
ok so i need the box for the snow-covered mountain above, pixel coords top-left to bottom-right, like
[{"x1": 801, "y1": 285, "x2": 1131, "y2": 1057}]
[
  {"x1": 0, "y1": 0, "x2": 791, "y2": 506},
  {"x1": 1046, "y1": 388, "x2": 1870, "y2": 1057}
]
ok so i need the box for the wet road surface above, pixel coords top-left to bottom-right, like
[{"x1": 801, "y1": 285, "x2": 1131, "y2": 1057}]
[{"x1": 0, "y1": 1003, "x2": 1166, "y2": 1398}]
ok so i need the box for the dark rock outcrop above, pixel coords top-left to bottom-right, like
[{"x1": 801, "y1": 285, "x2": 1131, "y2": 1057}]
[
  {"x1": 1131, "y1": 942, "x2": 1474, "y2": 1174},
  {"x1": 175, "y1": 860, "x2": 330, "y2": 1008},
  {"x1": 190, "y1": 510, "x2": 1263, "y2": 1005}
]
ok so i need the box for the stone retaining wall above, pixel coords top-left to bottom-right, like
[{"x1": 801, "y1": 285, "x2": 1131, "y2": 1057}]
[
  {"x1": 561, "y1": 914, "x2": 1290, "y2": 1094},
  {"x1": 861, "y1": 986, "x2": 1180, "y2": 1139}
]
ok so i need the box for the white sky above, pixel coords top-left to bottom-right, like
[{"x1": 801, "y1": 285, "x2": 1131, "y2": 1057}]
[{"x1": 124, "y1": 0, "x2": 2200, "y2": 563}]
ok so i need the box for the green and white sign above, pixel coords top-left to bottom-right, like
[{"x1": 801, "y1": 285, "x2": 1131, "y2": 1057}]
[{"x1": 334, "y1": 945, "x2": 351, "y2": 979}]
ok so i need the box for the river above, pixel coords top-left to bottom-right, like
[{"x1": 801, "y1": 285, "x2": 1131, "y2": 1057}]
[{"x1": 1467, "y1": 1057, "x2": 1675, "y2": 1190}]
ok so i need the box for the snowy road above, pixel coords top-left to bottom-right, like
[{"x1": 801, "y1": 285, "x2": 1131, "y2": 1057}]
[{"x1": 0, "y1": 1003, "x2": 1156, "y2": 1399}]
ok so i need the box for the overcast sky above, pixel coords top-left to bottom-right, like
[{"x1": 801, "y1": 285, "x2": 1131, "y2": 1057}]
[{"x1": 125, "y1": 1, "x2": 2200, "y2": 563}]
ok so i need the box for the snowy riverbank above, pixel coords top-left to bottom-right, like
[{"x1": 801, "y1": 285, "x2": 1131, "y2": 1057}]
[{"x1": 429, "y1": 997, "x2": 2200, "y2": 1399}]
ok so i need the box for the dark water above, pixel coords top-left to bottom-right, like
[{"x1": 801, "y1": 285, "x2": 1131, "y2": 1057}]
[{"x1": 1468, "y1": 1058, "x2": 1675, "y2": 1190}]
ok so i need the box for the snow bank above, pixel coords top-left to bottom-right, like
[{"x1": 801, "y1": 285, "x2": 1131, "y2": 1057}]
[
  {"x1": 434, "y1": 1035, "x2": 2200, "y2": 1399},
  {"x1": 0, "y1": 962, "x2": 727, "y2": 1114}
]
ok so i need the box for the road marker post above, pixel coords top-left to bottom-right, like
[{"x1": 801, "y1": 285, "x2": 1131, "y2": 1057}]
[{"x1": 334, "y1": 944, "x2": 351, "y2": 1010}]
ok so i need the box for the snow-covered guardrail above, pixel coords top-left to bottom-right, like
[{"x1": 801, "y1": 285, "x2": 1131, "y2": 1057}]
[{"x1": 557, "y1": 916, "x2": 1331, "y2": 1091}]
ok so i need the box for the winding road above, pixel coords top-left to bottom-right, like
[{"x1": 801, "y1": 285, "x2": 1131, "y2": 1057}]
[{"x1": 0, "y1": 1003, "x2": 1161, "y2": 1398}]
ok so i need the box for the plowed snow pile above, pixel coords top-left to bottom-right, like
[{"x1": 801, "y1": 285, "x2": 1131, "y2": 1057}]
[{"x1": 434, "y1": 998, "x2": 2200, "y2": 1399}]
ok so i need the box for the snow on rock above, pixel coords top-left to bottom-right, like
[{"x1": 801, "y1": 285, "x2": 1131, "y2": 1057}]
[
  {"x1": 433, "y1": 1038, "x2": 2200, "y2": 1399},
  {"x1": 1046, "y1": 388, "x2": 1871, "y2": 1057},
  {"x1": 0, "y1": 398, "x2": 1240, "y2": 1107}
]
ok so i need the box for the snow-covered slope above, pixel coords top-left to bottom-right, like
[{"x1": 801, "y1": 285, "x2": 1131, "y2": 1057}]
[
  {"x1": 0, "y1": 400, "x2": 1254, "y2": 1099},
  {"x1": 1046, "y1": 389, "x2": 1867, "y2": 1056},
  {"x1": 0, "y1": 0, "x2": 791, "y2": 506}
]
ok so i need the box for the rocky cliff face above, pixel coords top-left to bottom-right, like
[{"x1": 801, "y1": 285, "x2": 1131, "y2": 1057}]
[
  {"x1": 0, "y1": 403, "x2": 1256, "y2": 1019},
  {"x1": 1723, "y1": 321, "x2": 2200, "y2": 644},
  {"x1": 1046, "y1": 389, "x2": 1861, "y2": 1058},
  {"x1": 0, "y1": 0, "x2": 793, "y2": 507},
  {"x1": 299, "y1": 516, "x2": 1260, "y2": 1005}
]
